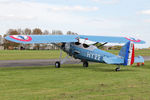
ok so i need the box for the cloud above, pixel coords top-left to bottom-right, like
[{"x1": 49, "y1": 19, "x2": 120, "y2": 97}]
[
  {"x1": 92, "y1": 0, "x2": 120, "y2": 4},
  {"x1": 139, "y1": 9, "x2": 150, "y2": 15},
  {"x1": 86, "y1": 18, "x2": 122, "y2": 30},
  {"x1": 0, "y1": 15, "x2": 36, "y2": 21},
  {"x1": 49, "y1": 6, "x2": 99, "y2": 12},
  {"x1": 144, "y1": 19, "x2": 150, "y2": 23},
  {"x1": 0, "y1": 0, "x2": 124, "y2": 34},
  {"x1": 0, "y1": 0, "x2": 99, "y2": 21},
  {"x1": 0, "y1": 0, "x2": 101, "y2": 35}
]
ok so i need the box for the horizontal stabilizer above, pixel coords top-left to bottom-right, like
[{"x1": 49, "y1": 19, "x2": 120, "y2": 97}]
[
  {"x1": 134, "y1": 56, "x2": 144, "y2": 63},
  {"x1": 103, "y1": 56, "x2": 124, "y2": 65}
]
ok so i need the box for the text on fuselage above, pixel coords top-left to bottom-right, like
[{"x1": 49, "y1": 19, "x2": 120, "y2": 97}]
[{"x1": 87, "y1": 52, "x2": 101, "y2": 61}]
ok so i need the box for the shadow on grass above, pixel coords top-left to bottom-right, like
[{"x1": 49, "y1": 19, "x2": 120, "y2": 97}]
[
  {"x1": 90, "y1": 67, "x2": 134, "y2": 72},
  {"x1": 133, "y1": 65, "x2": 150, "y2": 70},
  {"x1": 0, "y1": 63, "x2": 136, "y2": 72},
  {"x1": 130, "y1": 62, "x2": 150, "y2": 70},
  {"x1": 62, "y1": 64, "x2": 135, "y2": 72}
]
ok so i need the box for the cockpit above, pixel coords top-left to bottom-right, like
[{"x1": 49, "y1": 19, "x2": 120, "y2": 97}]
[{"x1": 74, "y1": 42, "x2": 97, "y2": 50}]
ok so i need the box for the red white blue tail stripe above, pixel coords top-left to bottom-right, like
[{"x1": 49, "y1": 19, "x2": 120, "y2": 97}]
[{"x1": 124, "y1": 42, "x2": 135, "y2": 66}]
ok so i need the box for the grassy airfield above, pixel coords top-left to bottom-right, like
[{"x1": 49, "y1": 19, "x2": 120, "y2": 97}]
[
  {"x1": 0, "y1": 50, "x2": 66, "y2": 60},
  {"x1": 0, "y1": 49, "x2": 150, "y2": 60},
  {"x1": 0, "y1": 62, "x2": 150, "y2": 100}
]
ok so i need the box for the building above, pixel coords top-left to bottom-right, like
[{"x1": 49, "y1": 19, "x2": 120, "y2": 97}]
[
  {"x1": 0, "y1": 36, "x2": 4, "y2": 50},
  {"x1": 0, "y1": 35, "x2": 3, "y2": 45}
]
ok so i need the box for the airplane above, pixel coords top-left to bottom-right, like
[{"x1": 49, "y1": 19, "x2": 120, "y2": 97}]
[{"x1": 5, "y1": 35, "x2": 146, "y2": 71}]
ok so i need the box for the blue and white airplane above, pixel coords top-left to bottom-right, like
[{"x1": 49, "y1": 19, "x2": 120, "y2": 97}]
[{"x1": 5, "y1": 35, "x2": 145, "y2": 71}]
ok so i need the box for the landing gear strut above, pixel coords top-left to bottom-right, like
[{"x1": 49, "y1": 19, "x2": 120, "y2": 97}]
[
  {"x1": 55, "y1": 49, "x2": 69, "y2": 68},
  {"x1": 115, "y1": 66, "x2": 120, "y2": 71},
  {"x1": 83, "y1": 61, "x2": 88, "y2": 67}
]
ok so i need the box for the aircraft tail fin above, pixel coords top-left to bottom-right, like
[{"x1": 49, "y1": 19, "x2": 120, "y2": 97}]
[{"x1": 119, "y1": 41, "x2": 135, "y2": 66}]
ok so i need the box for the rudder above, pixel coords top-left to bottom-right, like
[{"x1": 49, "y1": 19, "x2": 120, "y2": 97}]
[{"x1": 119, "y1": 41, "x2": 135, "y2": 66}]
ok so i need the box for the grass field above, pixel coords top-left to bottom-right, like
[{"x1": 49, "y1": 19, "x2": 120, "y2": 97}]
[
  {"x1": 0, "y1": 50, "x2": 66, "y2": 60},
  {"x1": 107, "y1": 49, "x2": 150, "y2": 56},
  {"x1": 0, "y1": 49, "x2": 150, "y2": 60},
  {"x1": 0, "y1": 62, "x2": 150, "y2": 100}
]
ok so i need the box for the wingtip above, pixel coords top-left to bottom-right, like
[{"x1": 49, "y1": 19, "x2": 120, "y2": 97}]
[
  {"x1": 4, "y1": 35, "x2": 10, "y2": 40},
  {"x1": 140, "y1": 40, "x2": 146, "y2": 44}
]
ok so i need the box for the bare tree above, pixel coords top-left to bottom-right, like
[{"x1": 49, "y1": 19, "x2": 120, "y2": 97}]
[
  {"x1": 0, "y1": 35, "x2": 3, "y2": 46},
  {"x1": 24, "y1": 28, "x2": 31, "y2": 35},
  {"x1": 17, "y1": 28, "x2": 24, "y2": 35},
  {"x1": 67, "y1": 31, "x2": 72, "y2": 35},
  {"x1": 67, "y1": 31, "x2": 78, "y2": 35},
  {"x1": 52, "y1": 30, "x2": 63, "y2": 35},
  {"x1": 43, "y1": 30, "x2": 50, "y2": 35},
  {"x1": 3, "y1": 29, "x2": 20, "y2": 49},
  {"x1": 32, "y1": 28, "x2": 42, "y2": 35}
]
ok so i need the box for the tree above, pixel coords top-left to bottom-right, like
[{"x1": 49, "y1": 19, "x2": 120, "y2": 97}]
[
  {"x1": 67, "y1": 31, "x2": 78, "y2": 35},
  {"x1": 52, "y1": 30, "x2": 63, "y2": 35},
  {"x1": 32, "y1": 28, "x2": 42, "y2": 35},
  {"x1": 24, "y1": 28, "x2": 31, "y2": 35},
  {"x1": 43, "y1": 30, "x2": 50, "y2": 35},
  {"x1": 17, "y1": 29, "x2": 23, "y2": 35},
  {"x1": 0, "y1": 35, "x2": 3, "y2": 46},
  {"x1": 67, "y1": 31, "x2": 72, "y2": 35},
  {"x1": 3, "y1": 29, "x2": 20, "y2": 49},
  {"x1": 113, "y1": 45, "x2": 122, "y2": 50}
]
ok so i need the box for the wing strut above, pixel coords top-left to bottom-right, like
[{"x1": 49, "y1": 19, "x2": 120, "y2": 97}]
[{"x1": 94, "y1": 42, "x2": 108, "y2": 48}]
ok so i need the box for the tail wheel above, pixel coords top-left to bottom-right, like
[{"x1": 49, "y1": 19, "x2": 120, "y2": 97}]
[
  {"x1": 137, "y1": 63, "x2": 141, "y2": 67},
  {"x1": 83, "y1": 61, "x2": 88, "y2": 67},
  {"x1": 115, "y1": 67, "x2": 120, "y2": 71},
  {"x1": 55, "y1": 61, "x2": 61, "y2": 68}
]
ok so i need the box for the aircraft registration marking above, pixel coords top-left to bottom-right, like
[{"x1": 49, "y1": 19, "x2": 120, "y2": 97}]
[{"x1": 87, "y1": 52, "x2": 101, "y2": 61}]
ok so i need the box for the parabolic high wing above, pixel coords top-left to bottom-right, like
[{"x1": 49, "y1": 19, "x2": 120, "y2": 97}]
[{"x1": 5, "y1": 35, "x2": 146, "y2": 44}]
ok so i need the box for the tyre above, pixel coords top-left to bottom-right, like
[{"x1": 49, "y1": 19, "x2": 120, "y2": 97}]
[
  {"x1": 55, "y1": 61, "x2": 60, "y2": 68},
  {"x1": 115, "y1": 67, "x2": 120, "y2": 71},
  {"x1": 83, "y1": 61, "x2": 88, "y2": 67}
]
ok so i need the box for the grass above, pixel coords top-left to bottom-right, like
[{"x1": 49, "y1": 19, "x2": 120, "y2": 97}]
[
  {"x1": 0, "y1": 49, "x2": 150, "y2": 60},
  {"x1": 107, "y1": 49, "x2": 150, "y2": 56},
  {"x1": 0, "y1": 62, "x2": 150, "y2": 100},
  {"x1": 0, "y1": 50, "x2": 66, "y2": 60}
]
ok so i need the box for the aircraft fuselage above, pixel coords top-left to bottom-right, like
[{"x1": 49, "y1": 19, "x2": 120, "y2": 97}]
[{"x1": 62, "y1": 42, "x2": 116, "y2": 63}]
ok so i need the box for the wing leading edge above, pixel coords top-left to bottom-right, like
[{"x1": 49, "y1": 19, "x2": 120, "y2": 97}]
[{"x1": 5, "y1": 35, "x2": 146, "y2": 44}]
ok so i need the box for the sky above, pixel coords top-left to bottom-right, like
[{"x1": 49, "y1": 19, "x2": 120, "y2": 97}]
[{"x1": 0, "y1": 0, "x2": 150, "y2": 48}]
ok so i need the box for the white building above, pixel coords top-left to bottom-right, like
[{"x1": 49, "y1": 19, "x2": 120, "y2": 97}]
[
  {"x1": 0, "y1": 36, "x2": 4, "y2": 50},
  {"x1": 0, "y1": 36, "x2": 3, "y2": 45}
]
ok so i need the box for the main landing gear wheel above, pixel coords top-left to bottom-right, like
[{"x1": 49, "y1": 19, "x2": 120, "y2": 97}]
[
  {"x1": 83, "y1": 61, "x2": 88, "y2": 67},
  {"x1": 55, "y1": 61, "x2": 61, "y2": 68},
  {"x1": 115, "y1": 67, "x2": 120, "y2": 71}
]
